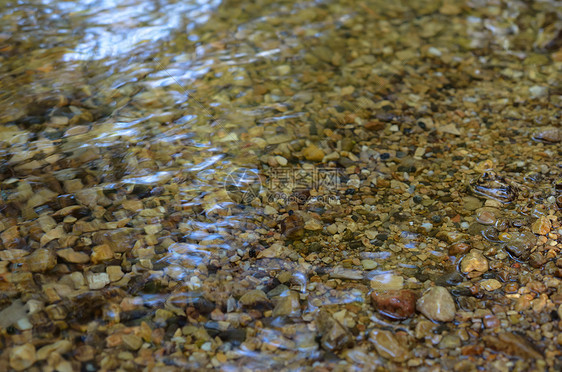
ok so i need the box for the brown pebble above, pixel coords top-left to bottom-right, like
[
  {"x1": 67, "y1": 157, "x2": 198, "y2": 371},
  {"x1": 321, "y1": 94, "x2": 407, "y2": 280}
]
[
  {"x1": 483, "y1": 314, "x2": 500, "y2": 328},
  {"x1": 448, "y1": 242, "x2": 471, "y2": 256},
  {"x1": 371, "y1": 289, "x2": 417, "y2": 320},
  {"x1": 531, "y1": 216, "x2": 551, "y2": 235},
  {"x1": 504, "y1": 282, "x2": 519, "y2": 293}
]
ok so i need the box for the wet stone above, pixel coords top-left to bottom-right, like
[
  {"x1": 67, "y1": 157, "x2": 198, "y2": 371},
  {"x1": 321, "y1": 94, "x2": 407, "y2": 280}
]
[
  {"x1": 475, "y1": 208, "x2": 498, "y2": 225},
  {"x1": 315, "y1": 309, "x2": 353, "y2": 352},
  {"x1": 122, "y1": 334, "x2": 143, "y2": 351},
  {"x1": 448, "y1": 242, "x2": 471, "y2": 256},
  {"x1": 531, "y1": 216, "x2": 551, "y2": 235},
  {"x1": 460, "y1": 250, "x2": 488, "y2": 277},
  {"x1": 272, "y1": 290, "x2": 300, "y2": 317},
  {"x1": 439, "y1": 335, "x2": 461, "y2": 349},
  {"x1": 239, "y1": 289, "x2": 270, "y2": 307},
  {"x1": 23, "y1": 248, "x2": 57, "y2": 272},
  {"x1": 370, "y1": 273, "x2": 404, "y2": 291},
  {"x1": 483, "y1": 332, "x2": 543, "y2": 359},
  {"x1": 369, "y1": 329, "x2": 409, "y2": 362},
  {"x1": 10, "y1": 343, "x2": 36, "y2": 371},
  {"x1": 302, "y1": 144, "x2": 325, "y2": 162},
  {"x1": 480, "y1": 279, "x2": 501, "y2": 291},
  {"x1": 470, "y1": 171, "x2": 517, "y2": 203},
  {"x1": 533, "y1": 127, "x2": 561, "y2": 143},
  {"x1": 86, "y1": 272, "x2": 110, "y2": 290},
  {"x1": 371, "y1": 289, "x2": 417, "y2": 320},
  {"x1": 416, "y1": 286, "x2": 456, "y2": 322},
  {"x1": 504, "y1": 231, "x2": 537, "y2": 260},
  {"x1": 57, "y1": 248, "x2": 90, "y2": 264}
]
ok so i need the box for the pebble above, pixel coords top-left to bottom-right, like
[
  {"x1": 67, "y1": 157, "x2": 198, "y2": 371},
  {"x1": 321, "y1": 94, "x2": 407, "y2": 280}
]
[
  {"x1": 415, "y1": 320, "x2": 437, "y2": 339},
  {"x1": 416, "y1": 286, "x2": 456, "y2": 322},
  {"x1": 371, "y1": 289, "x2": 417, "y2": 320},
  {"x1": 302, "y1": 144, "x2": 325, "y2": 161},
  {"x1": 24, "y1": 248, "x2": 57, "y2": 272},
  {"x1": 480, "y1": 279, "x2": 502, "y2": 291},
  {"x1": 330, "y1": 267, "x2": 363, "y2": 280},
  {"x1": 272, "y1": 290, "x2": 301, "y2": 317},
  {"x1": 460, "y1": 250, "x2": 488, "y2": 277},
  {"x1": 438, "y1": 335, "x2": 461, "y2": 349},
  {"x1": 528, "y1": 85, "x2": 548, "y2": 98},
  {"x1": 531, "y1": 216, "x2": 551, "y2": 235},
  {"x1": 463, "y1": 196, "x2": 483, "y2": 211},
  {"x1": 239, "y1": 289, "x2": 269, "y2": 307},
  {"x1": 533, "y1": 127, "x2": 561, "y2": 143},
  {"x1": 326, "y1": 224, "x2": 338, "y2": 235},
  {"x1": 361, "y1": 259, "x2": 377, "y2": 270},
  {"x1": 0, "y1": 226, "x2": 20, "y2": 249},
  {"x1": 86, "y1": 272, "x2": 110, "y2": 290},
  {"x1": 369, "y1": 329, "x2": 409, "y2": 362},
  {"x1": 304, "y1": 218, "x2": 323, "y2": 230},
  {"x1": 483, "y1": 332, "x2": 543, "y2": 359},
  {"x1": 106, "y1": 266, "x2": 124, "y2": 282},
  {"x1": 475, "y1": 208, "x2": 497, "y2": 225},
  {"x1": 315, "y1": 309, "x2": 353, "y2": 351},
  {"x1": 91, "y1": 244, "x2": 114, "y2": 263},
  {"x1": 122, "y1": 334, "x2": 143, "y2": 351},
  {"x1": 10, "y1": 343, "x2": 36, "y2": 371},
  {"x1": 37, "y1": 340, "x2": 72, "y2": 360},
  {"x1": 503, "y1": 231, "x2": 537, "y2": 259},
  {"x1": 274, "y1": 155, "x2": 288, "y2": 166},
  {"x1": 57, "y1": 248, "x2": 90, "y2": 264},
  {"x1": 448, "y1": 242, "x2": 471, "y2": 256},
  {"x1": 370, "y1": 273, "x2": 404, "y2": 290}
]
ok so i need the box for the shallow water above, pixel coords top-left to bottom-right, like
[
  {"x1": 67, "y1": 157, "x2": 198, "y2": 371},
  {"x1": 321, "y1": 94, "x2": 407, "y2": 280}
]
[{"x1": 0, "y1": 0, "x2": 561, "y2": 370}]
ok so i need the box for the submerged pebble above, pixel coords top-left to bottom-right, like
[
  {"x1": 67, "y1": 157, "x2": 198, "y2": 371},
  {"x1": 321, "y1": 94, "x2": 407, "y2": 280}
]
[{"x1": 416, "y1": 286, "x2": 456, "y2": 322}]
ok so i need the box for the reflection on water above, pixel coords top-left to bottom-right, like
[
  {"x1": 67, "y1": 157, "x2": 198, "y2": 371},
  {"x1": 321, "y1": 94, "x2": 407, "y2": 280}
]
[{"x1": 1, "y1": 0, "x2": 562, "y2": 370}]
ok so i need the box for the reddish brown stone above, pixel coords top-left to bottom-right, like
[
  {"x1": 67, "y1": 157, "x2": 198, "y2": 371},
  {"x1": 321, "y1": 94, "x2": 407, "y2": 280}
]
[
  {"x1": 483, "y1": 314, "x2": 500, "y2": 328},
  {"x1": 371, "y1": 289, "x2": 417, "y2": 320},
  {"x1": 448, "y1": 242, "x2": 471, "y2": 256},
  {"x1": 364, "y1": 121, "x2": 385, "y2": 131},
  {"x1": 461, "y1": 344, "x2": 484, "y2": 356}
]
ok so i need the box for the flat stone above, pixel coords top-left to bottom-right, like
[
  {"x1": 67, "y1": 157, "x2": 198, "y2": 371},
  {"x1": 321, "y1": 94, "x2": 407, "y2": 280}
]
[
  {"x1": 86, "y1": 272, "x2": 110, "y2": 289},
  {"x1": 57, "y1": 248, "x2": 90, "y2": 264},
  {"x1": 460, "y1": 250, "x2": 488, "y2": 277},
  {"x1": 91, "y1": 244, "x2": 114, "y2": 263},
  {"x1": 371, "y1": 289, "x2": 417, "y2": 320},
  {"x1": 361, "y1": 259, "x2": 378, "y2": 270},
  {"x1": 107, "y1": 266, "x2": 124, "y2": 282},
  {"x1": 75, "y1": 188, "x2": 99, "y2": 208},
  {"x1": 330, "y1": 267, "x2": 363, "y2": 280},
  {"x1": 416, "y1": 286, "x2": 456, "y2": 322},
  {"x1": 439, "y1": 335, "x2": 461, "y2": 349},
  {"x1": 483, "y1": 332, "x2": 543, "y2": 359},
  {"x1": 480, "y1": 279, "x2": 502, "y2": 291},
  {"x1": 37, "y1": 340, "x2": 72, "y2": 360},
  {"x1": 239, "y1": 289, "x2": 270, "y2": 307},
  {"x1": 302, "y1": 144, "x2": 325, "y2": 162},
  {"x1": 23, "y1": 248, "x2": 56, "y2": 272},
  {"x1": 122, "y1": 334, "x2": 143, "y2": 351},
  {"x1": 463, "y1": 196, "x2": 483, "y2": 211},
  {"x1": 1, "y1": 225, "x2": 20, "y2": 249},
  {"x1": 272, "y1": 290, "x2": 301, "y2": 317},
  {"x1": 369, "y1": 329, "x2": 409, "y2": 362},
  {"x1": 37, "y1": 215, "x2": 57, "y2": 232},
  {"x1": 370, "y1": 273, "x2": 404, "y2": 291},
  {"x1": 315, "y1": 309, "x2": 353, "y2": 352},
  {"x1": 10, "y1": 343, "x2": 36, "y2": 371},
  {"x1": 531, "y1": 216, "x2": 551, "y2": 235}
]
